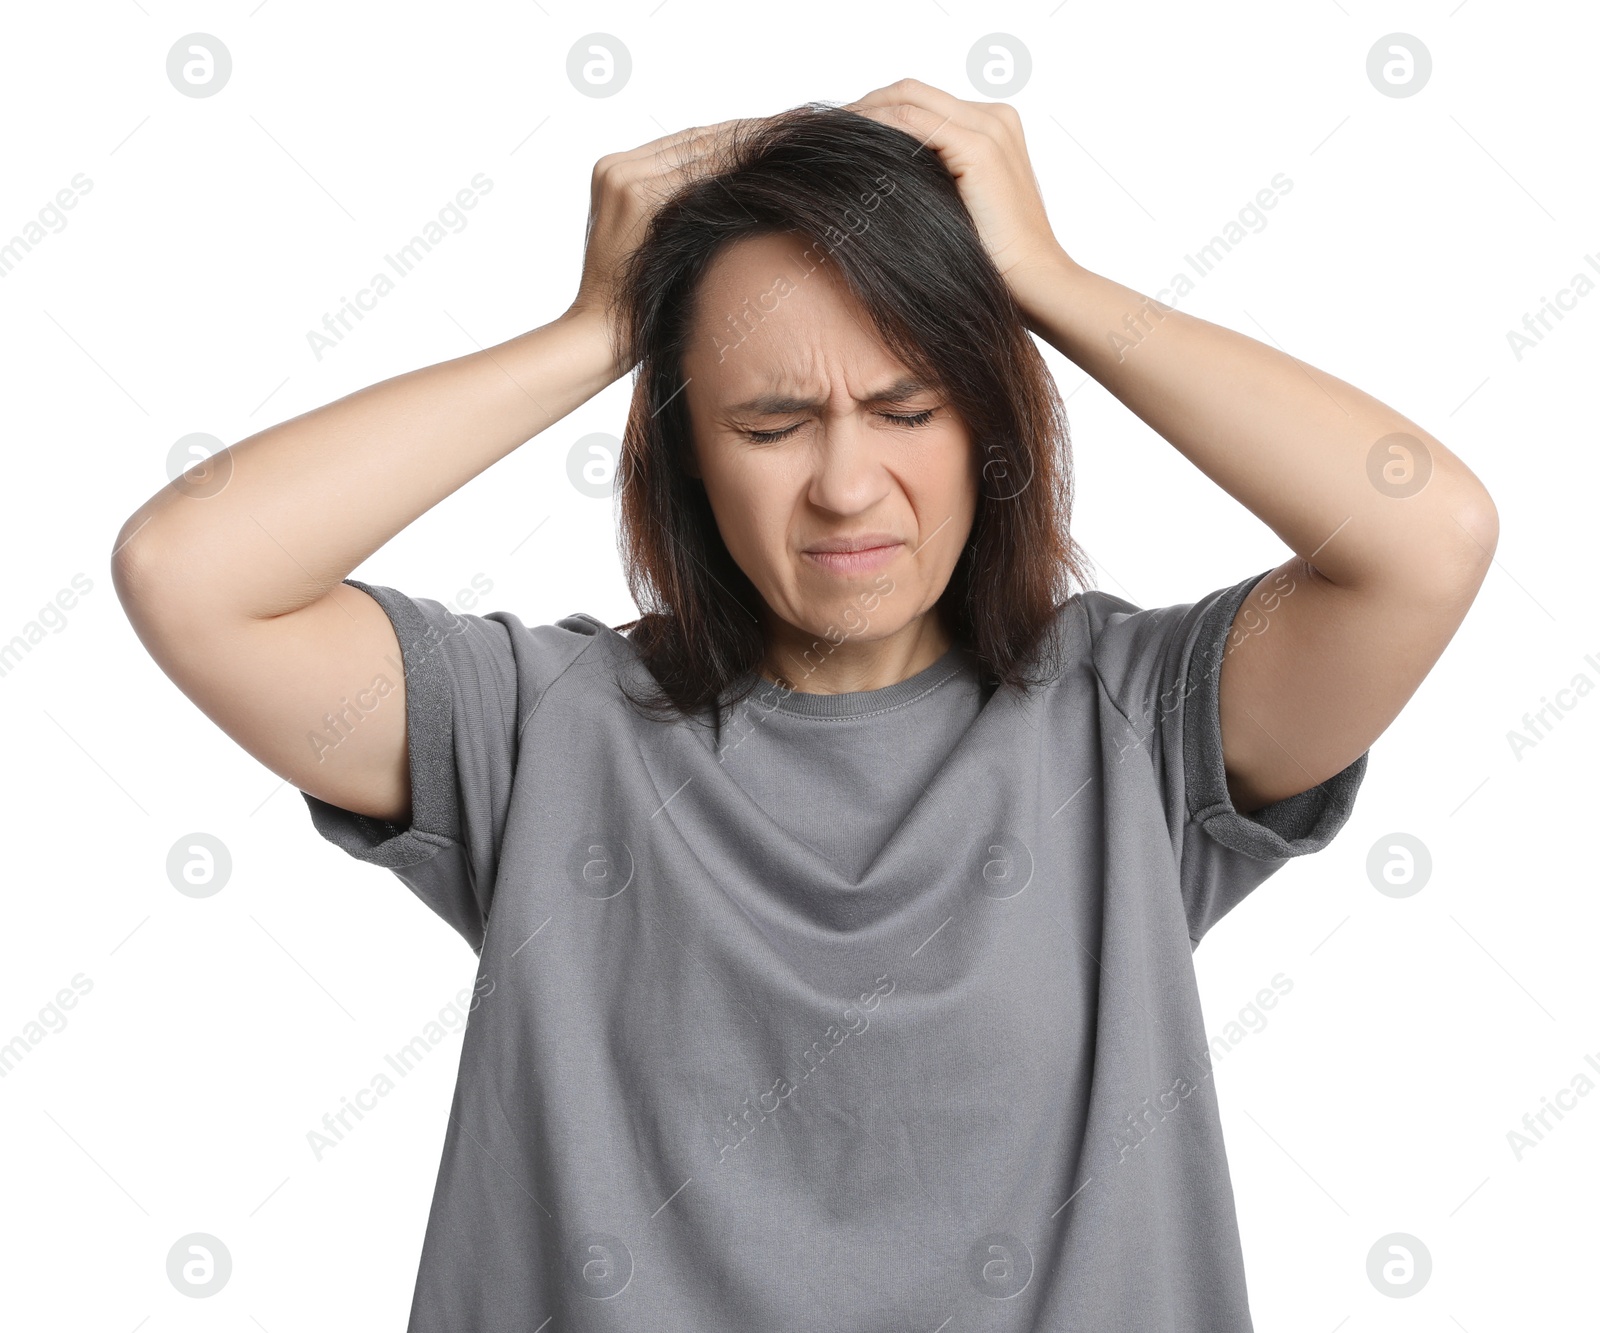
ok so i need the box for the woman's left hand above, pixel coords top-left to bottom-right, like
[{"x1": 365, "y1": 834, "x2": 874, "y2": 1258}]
[{"x1": 843, "y1": 78, "x2": 1069, "y2": 325}]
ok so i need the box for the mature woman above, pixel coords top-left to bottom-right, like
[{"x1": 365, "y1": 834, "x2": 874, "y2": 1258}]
[{"x1": 112, "y1": 79, "x2": 1496, "y2": 1332}]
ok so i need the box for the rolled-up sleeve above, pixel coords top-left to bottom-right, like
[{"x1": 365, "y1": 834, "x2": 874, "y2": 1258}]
[
  {"x1": 299, "y1": 577, "x2": 594, "y2": 954},
  {"x1": 1087, "y1": 568, "x2": 1370, "y2": 945}
]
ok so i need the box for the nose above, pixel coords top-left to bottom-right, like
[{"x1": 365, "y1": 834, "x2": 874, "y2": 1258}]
[{"x1": 805, "y1": 412, "x2": 892, "y2": 516}]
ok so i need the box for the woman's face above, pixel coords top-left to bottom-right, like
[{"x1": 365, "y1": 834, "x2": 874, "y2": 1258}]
[{"x1": 680, "y1": 230, "x2": 980, "y2": 659}]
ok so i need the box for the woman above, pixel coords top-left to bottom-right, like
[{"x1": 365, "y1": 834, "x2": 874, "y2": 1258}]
[{"x1": 112, "y1": 79, "x2": 1496, "y2": 1331}]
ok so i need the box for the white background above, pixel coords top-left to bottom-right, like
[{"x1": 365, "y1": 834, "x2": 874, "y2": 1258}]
[{"x1": 1, "y1": 1, "x2": 1594, "y2": 1329}]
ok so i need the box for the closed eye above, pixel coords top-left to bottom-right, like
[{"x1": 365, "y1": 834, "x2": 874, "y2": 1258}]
[{"x1": 745, "y1": 408, "x2": 938, "y2": 445}]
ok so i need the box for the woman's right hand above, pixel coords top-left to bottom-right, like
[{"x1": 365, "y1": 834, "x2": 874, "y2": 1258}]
[{"x1": 567, "y1": 118, "x2": 754, "y2": 368}]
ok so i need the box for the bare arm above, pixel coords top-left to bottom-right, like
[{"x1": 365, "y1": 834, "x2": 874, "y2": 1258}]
[
  {"x1": 112, "y1": 309, "x2": 625, "y2": 825},
  {"x1": 115, "y1": 311, "x2": 627, "y2": 622},
  {"x1": 112, "y1": 117, "x2": 744, "y2": 825},
  {"x1": 848, "y1": 79, "x2": 1499, "y2": 813},
  {"x1": 1017, "y1": 255, "x2": 1498, "y2": 812}
]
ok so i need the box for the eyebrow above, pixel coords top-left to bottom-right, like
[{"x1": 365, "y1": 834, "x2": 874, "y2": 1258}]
[{"x1": 725, "y1": 376, "x2": 934, "y2": 416}]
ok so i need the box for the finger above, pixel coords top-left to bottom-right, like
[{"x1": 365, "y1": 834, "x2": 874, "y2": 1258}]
[
  {"x1": 602, "y1": 125, "x2": 735, "y2": 195},
  {"x1": 847, "y1": 101, "x2": 960, "y2": 157},
  {"x1": 645, "y1": 115, "x2": 766, "y2": 174},
  {"x1": 847, "y1": 78, "x2": 990, "y2": 133},
  {"x1": 638, "y1": 130, "x2": 743, "y2": 186},
  {"x1": 615, "y1": 116, "x2": 751, "y2": 165}
]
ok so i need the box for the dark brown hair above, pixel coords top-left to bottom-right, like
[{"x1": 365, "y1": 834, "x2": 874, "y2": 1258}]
[{"x1": 609, "y1": 102, "x2": 1092, "y2": 724}]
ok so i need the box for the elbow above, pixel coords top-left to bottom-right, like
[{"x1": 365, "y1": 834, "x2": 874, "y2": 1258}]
[
  {"x1": 110, "y1": 510, "x2": 160, "y2": 595},
  {"x1": 1460, "y1": 489, "x2": 1499, "y2": 557},
  {"x1": 109, "y1": 506, "x2": 182, "y2": 627},
  {"x1": 1371, "y1": 485, "x2": 1498, "y2": 603},
  {"x1": 1402, "y1": 492, "x2": 1497, "y2": 607},
  {"x1": 1447, "y1": 488, "x2": 1499, "y2": 583},
  {"x1": 111, "y1": 511, "x2": 149, "y2": 573}
]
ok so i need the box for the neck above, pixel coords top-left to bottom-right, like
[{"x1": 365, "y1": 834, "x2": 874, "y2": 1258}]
[{"x1": 757, "y1": 607, "x2": 954, "y2": 696}]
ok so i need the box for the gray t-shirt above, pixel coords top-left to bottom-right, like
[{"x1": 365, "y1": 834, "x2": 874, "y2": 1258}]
[{"x1": 301, "y1": 567, "x2": 1368, "y2": 1331}]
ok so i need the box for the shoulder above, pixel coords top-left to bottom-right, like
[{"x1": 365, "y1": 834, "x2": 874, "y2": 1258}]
[
  {"x1": 1045, "y1": 583, "x2": 1160, "y2": 677},
  {"x1": 343, "y1": 577, "x2": 617, "y2": 696},
  {"x1": 477, "y1": 607, "x2": 623, "y2": 697},
  {"x1": 1050, "y1": 571, "x2": 1274, "y2": 713}
]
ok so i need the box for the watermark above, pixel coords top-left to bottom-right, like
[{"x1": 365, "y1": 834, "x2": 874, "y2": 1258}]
[
  {"x1": 1111, "y1": 173, "x2": 1295, "y2": 362},
  {"x1": 1367, "y1": 832, "x2": 1432, "y2": 897},
  {"x1": 566, "y1": 34, "x2": 631, "y2": 98},
  {"x1": 1366, "y1": 34, "x2": 1431, "y2": 99},
  {"x1": 0, "y1": 972, "x2": 94, "y2": 1079},
  {"x1": 978, "y1": 833, "x2": 1034, "y2": 900},
  {"x1": 710, "y1": 173, "x2": 898, "y2": 365},
  {"x1": 1505, "y1": 1046, "x2": 1600, "y2": 1162},
  {"x1": 1505, "y1": 649, "x2": 1600, "y2": 761},
  {"x1": 308, "y1": 669, "x2": 401, "y2": 763},
  {"x1": 167, "y1": 34, "x2": 231, "y2": 98},
  {"x1": 0, "y1": 573, "x2": 94, "y2": 681},
  {"x1": 167, "y1": 832, "x2": 233, "y2": 898},
  {"x1": 567, "y1": 431, "x2": 623, "y2": 498},
  {"x1": 1504, "y1": 254, "x2": 1600, "y2": 361},
  {"x1": 714, "y1": 570, "x2": 899, "y2": 765},
  {"x1": 305, "y1": 976, "x2": 493, "y2": 1161},
  {"x1": 166, "y1": 431, "x2": 233, "y2": 499},
  {"x1": 968, "y1": 1230, "x2": 1033, "y2": 1298},
  {"x1": 979, "y1": 428, "x2": 1036, "y2": 502},
  {"x1": 306, "y1": 174, "x2": 495, "y2": 362},
  {"x1": 1180, "y1": 179, "x2": 1296, "y2": 277},
  {"x1": 966, "y1": 33, "x2": 1031, "y2": 98},
  {"x1": 1052, "y1": 978, "x2": 1308, "y2": 1237},
  {"x1": 1365, "y1": 431, "x2": 1433, "y2": 498},
  {"x1": 306, "y1": 573, "x2": 492, "y2": 762},
  {"x1": 1108, "y1": 292, "x2": 1176, "y2": 364},
  {"x1": 564, "y1": 1231, "x2": 633, "y2": 1297},
  {"x1": 166, "y1": 1232, "x2": 232, "y2": 1297},
  {"x1": 1208, "y1": 971, "x2": 1294, "y2": 1063},
  {"x1": 1366, "y1": 1232, "x2": 1432, "y2": 1296},
  {"x1": 1107, "y1": 566, "x2": 1299, "y2": 766},
  {"x1": 0, "y1": 173, "x2": 93, "y2": 281},
  {"x1": 759, "y1": 570, "x2": 902, "y2": 689},
  {"x1": 711, "y1": 972, "x2": 895, "y2": 1165},
  {"x1": 568, "y1": 836, "x2": 634, "y2": 900},
  {"x1": 1107, "y1": 972, "x2": 1293, "y2": 1165},
  {"x1": 1111, "y1": 1043, "x2": 1214, "y2": 1165}
]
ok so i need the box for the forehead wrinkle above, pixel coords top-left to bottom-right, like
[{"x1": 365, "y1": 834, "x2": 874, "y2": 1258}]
[
  {"x1": 726, "y1": 374, "x2": 933, "y2": 416},
  {"x1": 718, "y1": 322, "x2": 925, "y2": 419},
  {"x1": 691, "y1": 242, "x2": 935, "y2": 421}
]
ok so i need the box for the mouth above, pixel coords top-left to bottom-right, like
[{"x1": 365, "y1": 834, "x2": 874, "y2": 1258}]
[{"x1": 801, "y1": 542, "x2": 903, "y2": 575}]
